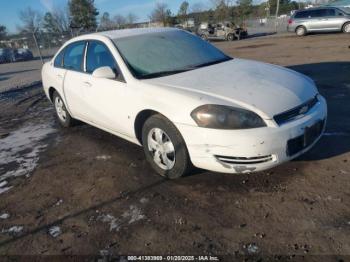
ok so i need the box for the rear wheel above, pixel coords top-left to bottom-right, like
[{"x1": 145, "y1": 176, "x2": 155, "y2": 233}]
[
  {"x1": 296, "y1": 26, "x2": 307, "y2": 36},
  {"x1": 342, "y1": 22, "x2": 350, "y2": 33},
  {"x1": 142, "y1": 114, "x2": 191, "y2": 179},
  {"x1": 53, "y1": 92, "x2": 76, "y2": 127}
]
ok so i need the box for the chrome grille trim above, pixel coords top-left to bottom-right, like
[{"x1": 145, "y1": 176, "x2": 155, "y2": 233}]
[
  {"x1": 215, "y1": 155, "x2": 273, "y2": 165},
  {"x1": 274, "y1": 96, "x2": 318, "y2": 126}
]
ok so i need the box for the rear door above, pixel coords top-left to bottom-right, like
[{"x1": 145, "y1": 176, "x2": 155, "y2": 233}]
[
  {"x1": 51, "y1": 48, "x2": 67, "y2": 95},
  {"x1": 62, "y1": 41, "x2": 91, "y2": 120},
  {"x1": 306, "y1": 9, "x2": 324, "y2": 30}
]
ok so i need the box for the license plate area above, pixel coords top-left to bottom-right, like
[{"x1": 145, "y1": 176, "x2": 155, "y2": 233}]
[{"x1": 287, "y1": 119, "x2": 325, "y2": 156}]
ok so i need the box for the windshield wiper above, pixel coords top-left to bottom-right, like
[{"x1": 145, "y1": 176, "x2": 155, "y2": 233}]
[
  {"x1": 139, "y1": 68, "x2": 194, "y2": 79},
  {"x1": 192, "y1": 57, "x2": 232, "y2": 69},
  {"x1": 139, "y1": 57, "x2": 232, "y2": 79}
]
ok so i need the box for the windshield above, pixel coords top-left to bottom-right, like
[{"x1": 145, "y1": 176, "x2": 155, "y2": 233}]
[{"x1": 113, "y1": 30, "x2": 232, "y2": 79}]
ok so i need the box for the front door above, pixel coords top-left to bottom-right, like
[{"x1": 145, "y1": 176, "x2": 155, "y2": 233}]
[{"x1": 77, "y1": 40, "x2": 130, "y2": 136}]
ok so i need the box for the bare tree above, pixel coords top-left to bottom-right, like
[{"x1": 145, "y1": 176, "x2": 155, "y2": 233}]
[
  {"x1": 100, "y1": 12, "x2": 114, "y2": 31},
  {"x1": 52, "y1": 6, "x2": 70, "y2": 33},
  {"x1": 149, "y1": 2, "x2": 172, "y2": 26},
  {"x1": 18, "y1": 7, "x2": 43, "y2": 63},
  {"x1": 126, "y1": 12, "x2": 139, "y2": 27},
  {"x1": 113, "y1": 14, "x2": 127, "y2": 29}
]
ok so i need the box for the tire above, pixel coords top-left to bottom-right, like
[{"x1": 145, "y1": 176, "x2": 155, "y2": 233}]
[
  {"x1": 342, "y1": 22, "x2": 350, "y2": 33},
  {"x1": 227, "y1": 33, "x2": 235, "y2": 41},
  {"x1": 53, "y1": 92, "x2": 76, "y2": 127},
  {"x1": 200, "y1": 34, "x2": 208, "y2": 41},
  {"x1": 142, "y1": 114, "x2": 191, "y2": 179},
  {"x1": 296, "y1": 26, "x2": 307, "y2": 36}
]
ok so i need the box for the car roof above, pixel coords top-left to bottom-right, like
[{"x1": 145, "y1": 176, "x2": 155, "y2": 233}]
[
  {"x1": 96, "y1": 27, "x2": 179, "y2": 40},
  {"x1": 296, "y1": 6, "x2": 340, "y2": 12}
]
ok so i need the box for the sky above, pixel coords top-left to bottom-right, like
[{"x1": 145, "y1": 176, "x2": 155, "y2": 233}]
[{"x1": 0, "y1": 0, "x2": 213, "y2": 33}]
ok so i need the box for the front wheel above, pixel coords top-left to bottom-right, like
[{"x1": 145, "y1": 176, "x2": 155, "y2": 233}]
[
  {"x1": 227, "y1": 33, "x2": 235, "y2": 41},
  {"x1": 342, "y1": 22, "x2": 350, "y2": 33},
  {"x1": 142, "y1": 114, "x2": 191, "y2": 179},
  {"x1": 200, "y1": 34, "x2": 208, "y2": 41}
]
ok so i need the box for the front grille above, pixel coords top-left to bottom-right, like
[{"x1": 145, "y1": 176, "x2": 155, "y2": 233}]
[
  {"x1": 215, "y1": 155, "x2": 273, "y2": 165},
  {"x1": 274, "y1": 96, "x2": 318, "y2": 125}
]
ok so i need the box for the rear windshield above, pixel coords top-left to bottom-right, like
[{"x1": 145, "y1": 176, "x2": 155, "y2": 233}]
[{"x1": 113, "y1": 30, "x2": 231, "y2": 79}]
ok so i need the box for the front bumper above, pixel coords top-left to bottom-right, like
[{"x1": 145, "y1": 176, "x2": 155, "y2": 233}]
[{"x1": 175, "y1": 96, "x2": 327, "y2": 174}]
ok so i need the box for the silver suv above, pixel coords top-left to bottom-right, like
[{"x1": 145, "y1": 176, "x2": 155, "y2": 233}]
[{"x1": 288, "y1": 7, "x2": 350, "y2": 36}]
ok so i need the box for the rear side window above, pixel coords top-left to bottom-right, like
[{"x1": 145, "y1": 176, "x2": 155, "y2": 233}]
[
  {"x1": 63, "y1": 42, "x2": 86, "y2": 71},
  {"x1": 54, "y1": 50, "x2": 64, "y2": 68},
  {"x1": 86, "y1": 41, "x2": 117, "y2": 74},
  {"x1": 294, "y1": 11, "x2": 310, "y2": 19}
]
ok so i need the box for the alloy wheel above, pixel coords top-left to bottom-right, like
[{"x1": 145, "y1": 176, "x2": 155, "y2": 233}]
[
  {"x1": 147, "y1": 128, "x2": 175, "y2": 170},
  {"x1": 55, "y1": 96, "x2": 67, "y2": 122}
]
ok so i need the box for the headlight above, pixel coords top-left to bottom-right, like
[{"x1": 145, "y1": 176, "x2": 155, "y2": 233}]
[{"x1": 191, "y1": 104, "x2": 266, "y2": 129}]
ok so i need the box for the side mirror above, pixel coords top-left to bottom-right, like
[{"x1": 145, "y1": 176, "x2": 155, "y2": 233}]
[{"x1": 92, "y1": 66, "x2": 116, "y2": 79}]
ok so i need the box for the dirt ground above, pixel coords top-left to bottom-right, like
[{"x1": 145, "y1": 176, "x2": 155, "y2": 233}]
[{"x1": 0, "y1": 33, "x2": 350, "y2": 260}]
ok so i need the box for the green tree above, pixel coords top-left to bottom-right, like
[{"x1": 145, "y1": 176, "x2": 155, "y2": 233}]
[
  {"x1": 178, "y1": 1, "x2": 189, "y2": 24},
  {"x1": 212, "y1": 0, "x2": 230, "y2": 21},
  {"x1": 0, "y1": 25, "x2": 7, "y2": 40},
  {"x1": 69, "y1": 0, "x2": 99, "y2": 31},
  {"x1": 236, "y1": 0, "x2": 253, "y2": 21}
]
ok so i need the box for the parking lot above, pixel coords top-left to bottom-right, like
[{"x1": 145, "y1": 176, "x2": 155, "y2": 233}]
[{"x1": 0, "y1": 33, "x2": 350, "y2": 258}]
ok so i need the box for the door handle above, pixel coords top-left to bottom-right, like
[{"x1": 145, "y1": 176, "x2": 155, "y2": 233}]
[
  {"x1": 57, "y1": 74, "x2": 63, "y2": 79},
  {"x1": 83, "y1": 81, "x2": 92, "y2": 87}
]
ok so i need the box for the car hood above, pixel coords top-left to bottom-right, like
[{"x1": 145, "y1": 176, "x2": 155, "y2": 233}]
[{"x1": 144, "y1": 58, "x2": 318, "y2": 119}]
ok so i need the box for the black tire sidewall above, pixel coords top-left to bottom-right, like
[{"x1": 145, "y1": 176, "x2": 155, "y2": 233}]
[
  {"x1": 142, "y1": 114, "x2": 191, "y2": 179},
  {"x1": 53, "y1": 92, "x2": 73, "y2": 128},
  {"x1": 342, "y1": 22, "x2": 350, "y2": 33},
  {"x1": 227, "y1": 34, "x2": 234, "y2": 41}
]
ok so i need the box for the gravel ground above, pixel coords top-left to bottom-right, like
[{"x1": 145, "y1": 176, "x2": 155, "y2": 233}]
[{"x1": 0, "y1": 32, "x2": 350, "y2": 260}]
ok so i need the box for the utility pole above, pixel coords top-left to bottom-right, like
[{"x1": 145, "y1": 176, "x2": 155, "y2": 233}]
[
  {"x1": 275, "y1": 0, "x2": 280, "y2": 32},
  {"x1": 32, "y1": 32, "x2": 43, "y2": 64}
]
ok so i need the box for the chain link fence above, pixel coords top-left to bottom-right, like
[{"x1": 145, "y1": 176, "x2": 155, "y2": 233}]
[{"x1": 4, "y1": 16, "x2": 290, "y2": 63}]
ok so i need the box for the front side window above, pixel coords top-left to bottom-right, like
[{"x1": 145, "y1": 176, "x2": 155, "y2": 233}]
[
  {"x1": 86, "y1": 41, "x2": 117, "y2": 74},
  {"x1": 113, "y1": 30, "x2": 231, "y2": 79},
  {"x1": 63, "y1": 41, "x2": 86, "y2": 71},
  {"x1": 325, "y1": 9, "x2": 336, "y2": 16}
]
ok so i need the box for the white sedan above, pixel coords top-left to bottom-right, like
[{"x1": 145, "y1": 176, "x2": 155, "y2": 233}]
[{"x1": 42, "y1": 28, "x2": 327, "y2": 179}]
